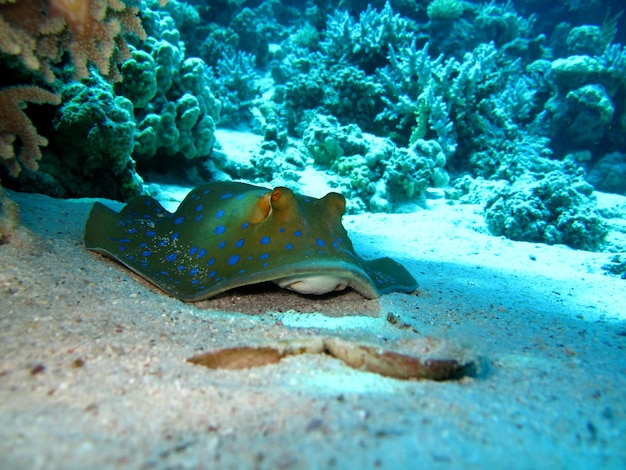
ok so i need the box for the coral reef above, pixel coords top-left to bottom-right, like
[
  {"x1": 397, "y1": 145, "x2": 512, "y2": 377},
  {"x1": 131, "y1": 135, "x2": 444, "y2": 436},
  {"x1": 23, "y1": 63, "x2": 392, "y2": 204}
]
[
  {"x1": 0, "y1": 0, "x2": 158, "y2": 196},
  {"x1": 48, "y1": 77, "x2": 142, "y2": 199},
  {"x1": 426, "y1": 0, "x2": 464, "y2": 21},
  {"x1": 0, "y1": 0, "x2": 147, "y2": 82},
  {"x1": 484, "y1": 172, "x2": 608, "y2": 251},
  {"x1": 0, "y1": 86, "x2": 60, "y2": 176},
  {"x1": 302, "y1": 115, "x2": 447, "y2": 212},
  {"x1": 1, "y1": 0, "x2": 624, "y2": 251},
  {"x1": 117, "y1": 4, "x2": 221, "y2": 167}
]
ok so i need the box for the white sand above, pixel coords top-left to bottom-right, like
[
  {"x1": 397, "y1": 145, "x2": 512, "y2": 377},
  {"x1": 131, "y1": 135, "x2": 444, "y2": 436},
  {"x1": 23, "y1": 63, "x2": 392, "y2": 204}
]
[{"x1": 1, "y1": 183, "x2": 625, "y2": 469}]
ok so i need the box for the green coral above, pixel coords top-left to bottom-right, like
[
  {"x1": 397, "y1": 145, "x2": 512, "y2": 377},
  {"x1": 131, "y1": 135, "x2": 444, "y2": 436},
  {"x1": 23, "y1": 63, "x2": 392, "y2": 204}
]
[
  {"x1": 566, "y1": 25, "x2": 608, "y2": 56},
  {"x1": 427, "y1": 0, "x2": 464, "y2": 20},
  {"x1": 119, "y1": 6, "x2": 221, "y2": 163},
  {"x1": 550, "y1": 84, "x2": 614, "y2": 147},
  {"x1": 484, "y1": 172, "x2": 608, "y2": 251},
  {"x1": 46, "y1": 77, "x2": 143, "y2": 200},
  {"x1": 114, "y1": 48, "x2": 157, "y2": 109},
  {"x1": 302, "y1": 115, "x2": 446, "y2": 211}
]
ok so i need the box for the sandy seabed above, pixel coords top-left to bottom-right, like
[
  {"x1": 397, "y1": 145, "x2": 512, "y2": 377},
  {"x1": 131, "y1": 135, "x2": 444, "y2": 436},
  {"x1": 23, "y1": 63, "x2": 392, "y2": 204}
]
[{"x1": 1, "y1": 184, "x2": 625, "y2": 469}]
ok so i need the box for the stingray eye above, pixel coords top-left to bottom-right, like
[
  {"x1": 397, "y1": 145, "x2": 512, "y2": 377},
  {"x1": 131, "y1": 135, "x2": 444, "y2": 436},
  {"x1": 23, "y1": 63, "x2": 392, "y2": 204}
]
[
  {"x1": 249, "y1": 192, "x2": 273, "y2": 223},
  {"x1": 271, "y1": 189, "x2": 282, "y2": 202}
]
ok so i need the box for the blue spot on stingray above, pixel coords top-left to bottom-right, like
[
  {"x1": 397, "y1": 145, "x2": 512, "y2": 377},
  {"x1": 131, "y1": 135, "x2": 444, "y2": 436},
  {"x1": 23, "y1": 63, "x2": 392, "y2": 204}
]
[
  {"x1": 316, "y1": 238, "x2": 326, "y2": 247},
  {"x1": 127, "y1": 255, "x2": 135, "y2": 260},
  {"x1": 142, "y1": 250, "x2": 152, "y2": 257},
  {"x1": 139, "y1": 242, "x2": 148, "y2": 248},
  {"x1": 262, "y1": 262, "x2": 269, "y2": 267},
  {"x1": 146, "y1": 230, "x2": 156, "y2": 237},
  {"x1": 294, "y1": 230, "x2": 302, "y2": 237},
  {"x1": 235, "y1": 194, "x2": 244, "y2": 200},
  {"x1": 197, "y1": 248, "x2": 206, "y2": 258},
  {"x1": 128, "y1": 228, "x2": 137, "y2": 234},
  {"x1": 171, "y1": 232, "x2": 180, "y2": 240},
  {"x1": 209, "y1": 270, "x2": 216, "y2": 277},
  {"x1": 259, "y1": 253, "x2": 270, "y2": 260},
  {"x1": 118, "y1": 238, "x2": 131, "y2": 243},
  {"x1": 216, "y1": 209, "x2": 225, "y2": 219},
  {"x1": 241, "y1": 222, "x2": 249, "y2": 229},
  {"x1": 214, "y1": 225, "x2": 226, "y2": 235},
  {"x1": 189, "y1": 246, "x2": 198, "y2": 255},
  {"x1": 143, "y1": 214, "x2": 152, "y2": 219},
  {"x1": 221, "y1": 193, "x2": 233, "y2": 199},
  {"x1": 196, "y1": 204, "x2": 203, "y2": 212},
  {"x1": 238, "y1": 269, "x2": 246, "y2": 274},
  {"x1": 304, "y1": 197, "x2": 312, "y2": 202},
  {"x1": 190, "y1": 267, "x2": 199, "y2": 276},
  {"x1": 118, "y1": 221, "x2": 125, "y2": 227},
  {"x1": 203, "y1": 189, "x2": 210, "y2": 195},
  {"x1": 285, "y1": 243, "x2": 293, "y2": 250},
  {"x1": 332, "y1": 241, "x2": 338, "y2": 247},
  {"x1": 208, "y1": 258, "x2": 215, "y2": 266},
  {"x1": 145, "y1": 200, "x2": 152, "y2": 206},
  {"x1": 260, "y1": 236, "x2": 271, "y2": 245},
  {"x1": 177, "y1": 265, "x2": 185, "y2": 272},
  {"x1": 158, "y1": 240, "x2": 168, "y2": 247},
  {"x1": 109, "y1": 237, "x2": 118, "y2": 242},
  {"x1": 337, "y1": 236, "x2": 343, "y2": 243},
  {"x1": 195, "y1": 214, "x2": 204, "y2": 222},
  {"x1": 235, "y1": 239, "x2": 245, "y2": 248},
  {"x1": 228, "y1": 254, "x2": 240, "y2": 266},
  {"x1": 165, "y1": 253, "x2": 177, "y2": 262},
  {"x1": 192, "y1": 279, "x2": 199, "y2": 285},
  {"x1": 218, "y1": 241, "x2": 226, "y2": 249},
  {"x1": 174, "y1": 216, "x2": 184, "y2": 225},
  {"x1": 118, "y1": 246, "x2": 127, "y2": 251},
  {"x1": 247, "y1": 255, "x2": 253, "y2": 261},
  {"x1": 279, "y1": 227, "x2": 285, "y2": 233},
  {"x1": 160, "y1": 271, "x2": 168, "y2": 276}
]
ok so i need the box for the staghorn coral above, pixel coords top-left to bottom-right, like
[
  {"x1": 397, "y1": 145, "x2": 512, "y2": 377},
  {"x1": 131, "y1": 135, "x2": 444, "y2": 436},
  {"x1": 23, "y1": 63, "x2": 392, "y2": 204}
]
[
  {"x1": 0, "y1": 86, "x2": 61, "y2": 177},
  {"x1": 321, "y1": 2, "x2": 417, "y2": 74},
  {"x1": 0, "y1": 0, "x2": 148, "y2": 83}
]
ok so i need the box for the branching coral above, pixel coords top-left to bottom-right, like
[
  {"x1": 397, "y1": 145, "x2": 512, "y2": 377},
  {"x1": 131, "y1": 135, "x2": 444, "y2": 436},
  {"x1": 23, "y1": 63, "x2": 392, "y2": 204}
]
[
  {"x1": 321, "y1": 2, "x2": 416, "y2": 73},
  {"x1": 0, "y1": 86, "x2": 61, "y2": 176},
  {"x1": 0, "y1": 0, "x2": 148, "y2": 82}
]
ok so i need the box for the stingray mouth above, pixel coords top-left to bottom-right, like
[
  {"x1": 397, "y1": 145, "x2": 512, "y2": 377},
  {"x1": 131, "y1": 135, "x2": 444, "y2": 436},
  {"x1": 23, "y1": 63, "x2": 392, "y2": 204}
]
[{"x1": 273, "y1": 274, "x2": 349, "y2": 295}]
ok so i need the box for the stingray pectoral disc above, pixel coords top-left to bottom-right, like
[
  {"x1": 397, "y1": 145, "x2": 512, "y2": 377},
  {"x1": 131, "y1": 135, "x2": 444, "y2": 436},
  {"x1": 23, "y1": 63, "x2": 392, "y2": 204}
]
[{"x1": 84, "y1": 182, "x2": 418, "y2": 301}]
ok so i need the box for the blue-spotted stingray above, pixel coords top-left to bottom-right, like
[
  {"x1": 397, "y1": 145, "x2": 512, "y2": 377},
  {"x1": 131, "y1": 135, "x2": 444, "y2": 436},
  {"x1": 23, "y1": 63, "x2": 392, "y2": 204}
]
[{"x1": 84, "y1": 182, "x2": 418, "y2": 301}]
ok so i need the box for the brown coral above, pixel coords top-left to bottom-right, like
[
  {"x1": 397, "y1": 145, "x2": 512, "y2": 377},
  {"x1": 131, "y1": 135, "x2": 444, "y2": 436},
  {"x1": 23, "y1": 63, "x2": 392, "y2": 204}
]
[
  {"x1": 0, "y1": 0, "x2": 147, "y2": 82},
  {"x1": 0, "y1": 86, "x2": 61, "y2": 176}
]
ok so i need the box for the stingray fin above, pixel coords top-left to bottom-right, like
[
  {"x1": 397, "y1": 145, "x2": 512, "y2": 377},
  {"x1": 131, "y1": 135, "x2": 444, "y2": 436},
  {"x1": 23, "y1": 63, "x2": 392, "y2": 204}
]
[{"x1": 361, "y1": 257, "x2": 418, "y2": 295}]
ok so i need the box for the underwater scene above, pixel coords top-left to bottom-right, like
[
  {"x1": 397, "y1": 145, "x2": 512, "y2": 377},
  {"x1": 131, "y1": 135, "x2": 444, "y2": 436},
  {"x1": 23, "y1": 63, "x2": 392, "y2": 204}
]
[{"x1": 1, "y1": 0, "x2": 626, "y2": 468}]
